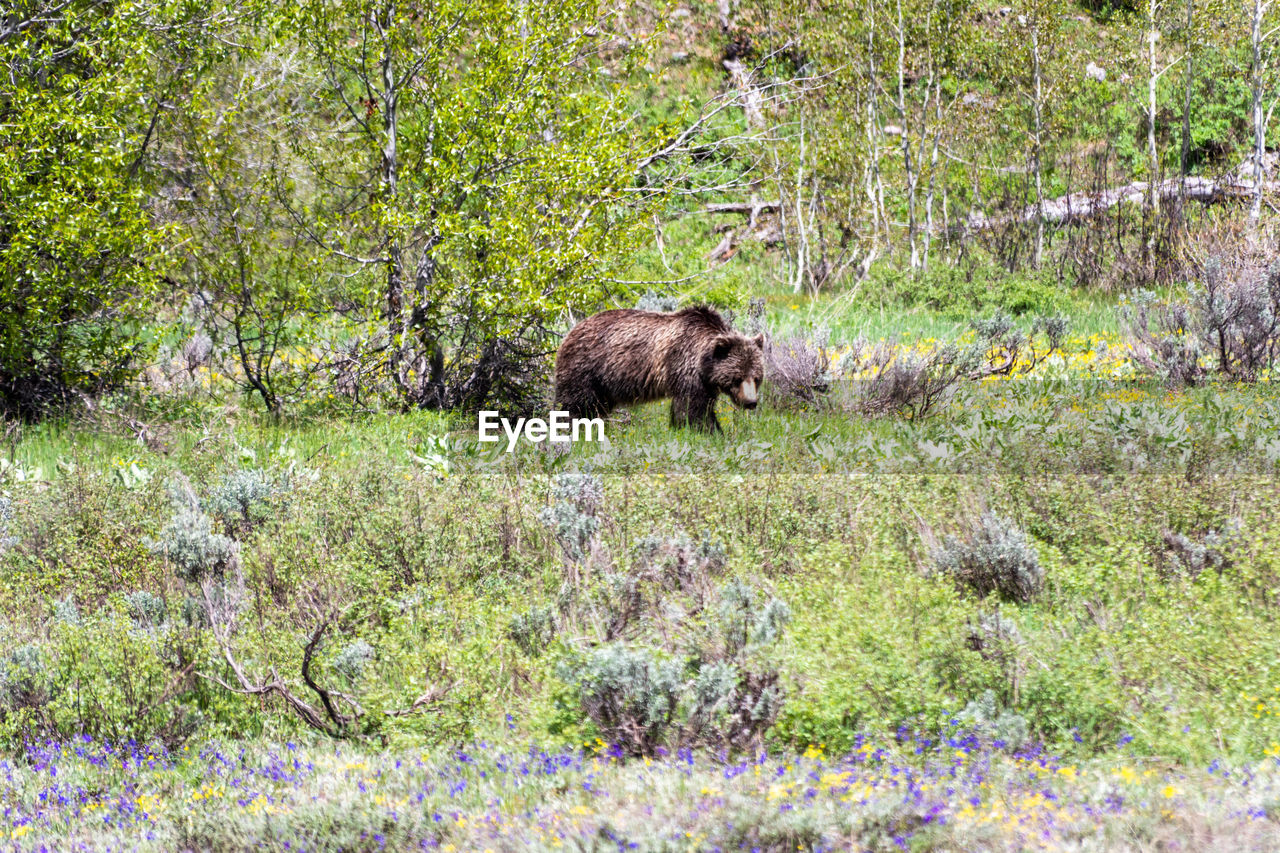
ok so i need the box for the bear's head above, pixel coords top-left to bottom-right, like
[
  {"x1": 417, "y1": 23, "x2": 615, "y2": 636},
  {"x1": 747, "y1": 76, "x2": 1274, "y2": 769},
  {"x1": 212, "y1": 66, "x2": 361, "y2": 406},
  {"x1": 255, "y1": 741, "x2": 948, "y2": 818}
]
[{"x1": 708, "y1": 333, "x2": 765, "y2": 409}]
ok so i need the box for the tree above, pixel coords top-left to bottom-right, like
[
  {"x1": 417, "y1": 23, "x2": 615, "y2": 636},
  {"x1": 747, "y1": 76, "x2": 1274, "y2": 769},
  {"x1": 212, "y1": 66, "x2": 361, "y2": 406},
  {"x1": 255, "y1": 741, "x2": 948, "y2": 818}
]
[
  {"x1": 279, "y1": 0, "x2": 664, "y2": 413},
  {"x1": 0, "y1": 1, "x2": 179, "y2": 416},
  {"x1": 166, "y1": 25, "x2": 330, "y2": 416},
  {"x1": 1248, "y1": 0, "x2": 1280, "y2": 223},
  {"x1": 999, "y1": 0, "x2": 1071, "y2": 269}
]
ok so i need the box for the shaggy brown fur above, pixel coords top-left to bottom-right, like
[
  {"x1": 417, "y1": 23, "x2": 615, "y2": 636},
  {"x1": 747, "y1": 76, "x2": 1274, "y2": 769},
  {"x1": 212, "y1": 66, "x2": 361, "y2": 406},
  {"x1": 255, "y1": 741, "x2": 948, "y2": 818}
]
[{"x1": 554, "y1": 306, "x2": 765, "y2": 432}]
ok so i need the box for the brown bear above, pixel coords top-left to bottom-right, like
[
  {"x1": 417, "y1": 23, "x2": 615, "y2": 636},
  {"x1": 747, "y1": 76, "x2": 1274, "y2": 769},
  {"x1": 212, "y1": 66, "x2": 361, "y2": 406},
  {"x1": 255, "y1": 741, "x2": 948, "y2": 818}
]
[{"x1": 554, "y1": 306, "x2": 765, "y2": 432}]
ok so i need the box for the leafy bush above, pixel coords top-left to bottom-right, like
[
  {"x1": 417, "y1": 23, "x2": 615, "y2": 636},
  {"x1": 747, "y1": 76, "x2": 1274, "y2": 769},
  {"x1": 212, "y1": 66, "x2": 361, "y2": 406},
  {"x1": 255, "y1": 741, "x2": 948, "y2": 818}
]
[
  {"x1": 874, "y1": 263, "x2": 1062, "y2": 318},
  {"x1": 0, "y1": 0, "x2": 165, "y2": 418},
  {"x1": 930, "y1": 512, "x2": 1044, "y2": 603}
]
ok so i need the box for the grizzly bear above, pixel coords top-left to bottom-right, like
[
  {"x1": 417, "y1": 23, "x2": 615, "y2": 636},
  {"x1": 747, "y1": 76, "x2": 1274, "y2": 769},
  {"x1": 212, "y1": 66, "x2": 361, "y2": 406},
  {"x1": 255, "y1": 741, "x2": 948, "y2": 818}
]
[{"x1": 554, "y1": 306, "x2": 765, "y2": 432}]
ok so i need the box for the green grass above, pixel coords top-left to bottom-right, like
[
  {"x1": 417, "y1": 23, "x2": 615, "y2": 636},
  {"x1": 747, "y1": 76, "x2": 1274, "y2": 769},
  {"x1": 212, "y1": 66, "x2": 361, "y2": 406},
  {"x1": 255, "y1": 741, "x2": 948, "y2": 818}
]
[{"x1": 3, "y1": 374, "x2": 1280, "y2": 761}]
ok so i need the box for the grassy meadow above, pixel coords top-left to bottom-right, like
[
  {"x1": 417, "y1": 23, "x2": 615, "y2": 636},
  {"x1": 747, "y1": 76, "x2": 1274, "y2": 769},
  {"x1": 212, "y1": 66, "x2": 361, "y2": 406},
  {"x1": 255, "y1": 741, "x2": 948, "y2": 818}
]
[{"x1": 4, "y1": 297, "x2": 1280, "y2": 850}]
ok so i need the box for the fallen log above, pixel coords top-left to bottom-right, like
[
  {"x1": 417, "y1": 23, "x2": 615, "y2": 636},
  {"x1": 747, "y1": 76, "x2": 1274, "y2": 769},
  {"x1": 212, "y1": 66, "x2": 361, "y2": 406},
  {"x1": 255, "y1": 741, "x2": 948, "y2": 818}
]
[{"x1": 951, "y1": 176, "x2": 1280, "y2": 236}]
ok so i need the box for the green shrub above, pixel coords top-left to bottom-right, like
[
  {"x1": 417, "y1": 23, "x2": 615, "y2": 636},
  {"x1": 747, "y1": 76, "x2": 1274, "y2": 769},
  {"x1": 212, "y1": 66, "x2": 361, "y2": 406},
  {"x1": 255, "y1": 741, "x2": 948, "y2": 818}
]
[
  {"x1": 930, "y1": 512, "x2": 1045, "y2": 603},
  {"x1": 874, "y1": 263, "x2": 1062, "y2": 318},
  {"x1": 508, "y1": 607, "x2": 557, "y2": 658},
  {"x1": 204, "y1": 468, "x2": 279, "y2": 534},
  {"x1": 562, "y1": 644, "x2": 683, "y2": 756},
  {"x1": 956, "y1": 689, "x2": 1030, "y2": 751}
]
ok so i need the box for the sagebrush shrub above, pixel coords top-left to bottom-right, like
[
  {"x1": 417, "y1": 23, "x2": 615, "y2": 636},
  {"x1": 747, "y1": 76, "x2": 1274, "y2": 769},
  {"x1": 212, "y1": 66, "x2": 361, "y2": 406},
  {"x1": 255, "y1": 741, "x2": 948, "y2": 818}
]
[
  {"x1": 634, "y1": 291, "x2": 679, "y2": 313},
  {"x1": 507, "y1": 606, "x2": 556, "y2": 658},
  {"x1": 1161, "y1": 522, "x2": 1241, "y2": 579},
  {"x1": 633, "y1": 531, "x2": 727, "y2": 597},
  {"x1": 931, "y1": 512, "x2": 1044, "y2": 603},
  {"x1": 205, "y1": 468, "x2": 278, "y2": 533},
  {"x1": 957, "y1": 689, "x2": 1029, "y2": 751},
  {"x1": 563, "y1": 578, "x2": 791, "y2": 755},
  {"x1": 764, "y1": 332, "x2": 833, "y2": 410},
  {"x1": 330, "y1": 640, "x2": 375, "y2": 684},
  {"x1": 125, "y1": 591, "x2": 166, "y2": 629},
  {"x1": 842, "y1": 312, "x2": 1061, "y2": 420},
  {"x1": 718, "y1": 579, "x2": 791, "y2": 656},
  {"x1": 965, "y1": 612, "x2": 1021, "y2": 660},
  {"x1": 0, "y1": 642, "x2": 46, "y2": 711},
  {"x1": 51, "y1": 596, "x2": 79, "y2": 626},
  {"x1": 563, "y1": 644, "x2": 683, "y2": 757},
  {"x1": 0, "y1": 496, "x2": 18, "y2": 552},
  {"x1": 1125, "y1": 257, "x2": 1280, "y2": 384},
  {"x1": 149, "y1": 505, "x2": 239, "y2": 583},
  {"x1": 539, "y1": 473, "x2": 603, "y2": 563}
]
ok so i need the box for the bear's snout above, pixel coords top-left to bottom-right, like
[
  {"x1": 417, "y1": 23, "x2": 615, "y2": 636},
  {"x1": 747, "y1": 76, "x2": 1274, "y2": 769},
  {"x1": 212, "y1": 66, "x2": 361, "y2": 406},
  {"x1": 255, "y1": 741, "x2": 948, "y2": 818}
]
[{"x1": 736, "y1": 378, "x2": 759, "y2": 409}]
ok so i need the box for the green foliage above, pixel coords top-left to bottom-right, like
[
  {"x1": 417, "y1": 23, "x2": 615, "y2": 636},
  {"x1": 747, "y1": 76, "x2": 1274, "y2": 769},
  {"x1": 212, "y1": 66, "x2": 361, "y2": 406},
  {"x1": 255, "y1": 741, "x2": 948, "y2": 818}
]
[
  {"x1": 0, "y1": 399, "x2": 1279, "y2": 762},
  {"x1": 276, "y1": 0, "x2": 665, "y2": 412},
  {"x1": 0, "y1": 0, "x2": 173, "y2": 415},
  {"x1": 0, "y1": 609, "x2": 209, "y2": 747},
  {"x1": 873, "y1": 262, "x2": 1064, "y2": 318}
]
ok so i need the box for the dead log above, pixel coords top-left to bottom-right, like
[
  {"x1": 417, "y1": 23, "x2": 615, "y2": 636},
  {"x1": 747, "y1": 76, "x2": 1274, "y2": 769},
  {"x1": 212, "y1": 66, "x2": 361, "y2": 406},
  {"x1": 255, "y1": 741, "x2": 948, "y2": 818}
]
[{"x1": 950, "y1": 177, "x2": 1280, "y2": 236}]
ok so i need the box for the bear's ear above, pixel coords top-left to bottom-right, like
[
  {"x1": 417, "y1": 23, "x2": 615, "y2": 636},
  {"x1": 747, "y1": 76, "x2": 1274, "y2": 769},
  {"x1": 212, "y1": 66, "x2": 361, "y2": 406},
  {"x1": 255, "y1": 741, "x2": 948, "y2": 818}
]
[
  {"x1": 711, "y1": 335, "x2": 735, "y2": 360},
  {"x1": 752, "y1": 333, "x2": 765, "y2": 349}
]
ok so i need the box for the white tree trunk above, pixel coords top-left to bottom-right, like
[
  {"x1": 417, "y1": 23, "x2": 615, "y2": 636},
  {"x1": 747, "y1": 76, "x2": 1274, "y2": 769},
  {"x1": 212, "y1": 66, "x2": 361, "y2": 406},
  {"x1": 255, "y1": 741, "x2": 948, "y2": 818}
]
[
  {"x1": 1030, "y1": 22, "x2": 1045, "y2": 269},
  {"x1": 923, "y1": 81, "x2": 941, "y2": 272},
  {"x1": 1181, "y1": 0, "x2": 1194, "y2": 202},
  {"x1": 381, "y1": 3, "x2": 402, "y2": 325},
  {"x1": 1147, "y1": 0, "x2": 1161, "y2": 224},
  {"x1": 865, "y1": 0, "x2": 888, "y2": 241},
  {"x1": 895, "y1": 0, "x2": 919, "y2": 271},
  {"x1": 793, "y1": 116, "x2": 808, "y2": 293},
  {"x1": 1252, "y1": 0, "x2": 1269, "y2": 223}
]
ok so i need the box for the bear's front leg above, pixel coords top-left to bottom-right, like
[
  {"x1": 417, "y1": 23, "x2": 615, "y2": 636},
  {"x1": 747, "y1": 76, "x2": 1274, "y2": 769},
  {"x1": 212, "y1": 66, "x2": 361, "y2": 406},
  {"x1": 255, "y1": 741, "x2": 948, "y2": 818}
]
[{"x1": 670, "y1": 390, "x2": 721, "y2": 433}]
